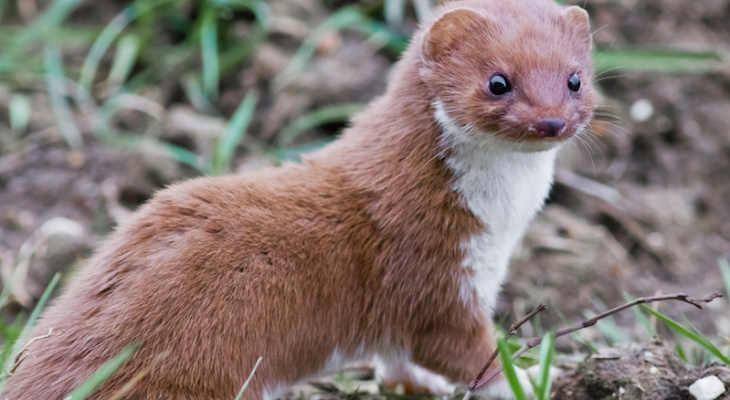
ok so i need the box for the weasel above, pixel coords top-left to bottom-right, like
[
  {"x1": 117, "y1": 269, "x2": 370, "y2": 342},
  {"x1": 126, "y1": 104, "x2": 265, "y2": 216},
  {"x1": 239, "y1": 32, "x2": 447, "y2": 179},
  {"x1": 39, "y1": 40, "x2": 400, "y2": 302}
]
[{"x1": 2, "y1": 0, "x2": 596, "y2": 398}]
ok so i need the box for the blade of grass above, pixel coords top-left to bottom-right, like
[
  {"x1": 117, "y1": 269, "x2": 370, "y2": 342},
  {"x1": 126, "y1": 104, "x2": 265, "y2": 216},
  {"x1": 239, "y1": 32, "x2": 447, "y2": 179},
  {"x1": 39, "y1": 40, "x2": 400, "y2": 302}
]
[
  {"x1": 133, "y1": 0, "x2": 156, "y2": 47},
  {"x1": 44, "y1": 45, "x2": 83, "y2": 150},
  {"x1": 8, "y1": 273, "x2": 61, "y2": 362},
  {"x1": 211, "y1": 90, "x2": 259, "y2": 175},
  {"x1": 0, "y1": 314, "x2": 26, "y2": 374},
  {"x1": 719, "y1": 258, "x2": 730, "y2": 297},
  {"x1": 114, "y1": 132, "x2": 210, "y2": 173},
  {"x1": 622, "y1": 292, "x2": 657, "y2": 337},
  {"x1": 641, "y1": 304, "x2": 730, "y2": 364},
  {"x1": 0, "y1": 273, "x2": 61, "y2": 392},
  {"x1": 412, "y1": 0, "x2": 432, "y2": 23},
  {"x1": 9, "y1": 94, "x2": 31, "y2": 133},
  {"x1": 274, "y1": 137, "x2": 335, "y2": 163},
  {"x1": 0, "y1": 0, "x2": 85, "y2": 71},
  {"x1": 276, "y1": 103, "x2": 364, "y2": 148},
  {"x1": 534, "y1": 332, "x2": 555, "y2": 400},
  {"x1": 107, "y1": 34, "x2": 141, "y2": 87},
  {"x1": 272, "y1": 7, "x2": 366, "y2": 91},
  {"x1": 79, "y1": 5, "x2": 135, "y2": 91},
  {"x1": 497, "y1": 338, "x2": 528, "y2": 400},
  {"x1": 104, "y1": 131, "x2": 209, "y2": 172},
  {"x1": 385, "y1": 0, "x2": 404, "y2": 31},
  {"x1": 121, "y1": 43, "x2": 197, "y2": 93},
  {"x1": 233, "y1": 357, "x2": 263, "y2": 400},
  {"x1": 63, "y1": 342, "x2": 139, "y2": 400},
  {"x1": 216, "y1": 1, "x2": 270, "y2": 75},
  {"x1": 182, "y1": 74, "x2": 215, "y2": 113},
  {"x1": 581, "y1": 309, "x2": 626, "y2": 345},
  {"x1": 349, "y1": 17, "x2": 407, "y2": 54},
  {"x1": 673, "y1": 333, "x2": 688, "y2": 363},
  {"x1": 594, "y1": 48, "x2": 725, "y2": 74},
  {"x1": 79, "y1": 1, "x2": 174, "y2": 91},
  {"x1": 200, "y1": 3, "x2": 220, "y2": 100}
]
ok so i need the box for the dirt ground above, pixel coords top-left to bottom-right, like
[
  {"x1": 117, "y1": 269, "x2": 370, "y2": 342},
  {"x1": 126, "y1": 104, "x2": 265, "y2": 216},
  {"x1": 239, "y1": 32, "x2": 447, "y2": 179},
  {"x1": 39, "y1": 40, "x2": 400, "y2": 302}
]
[{"x1": 0, "y1": 0, "x2": 729, "y2": 398}]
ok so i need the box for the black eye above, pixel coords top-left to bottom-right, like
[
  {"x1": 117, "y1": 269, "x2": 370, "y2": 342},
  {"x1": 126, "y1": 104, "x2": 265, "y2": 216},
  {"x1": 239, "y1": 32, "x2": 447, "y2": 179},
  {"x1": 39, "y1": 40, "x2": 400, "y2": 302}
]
[
  {"x1": 568, "y1": 73, "x2": 581, "y2": 92},
  {"x1": 488, "y1": 74, "x2": 511, "y2": 96}
]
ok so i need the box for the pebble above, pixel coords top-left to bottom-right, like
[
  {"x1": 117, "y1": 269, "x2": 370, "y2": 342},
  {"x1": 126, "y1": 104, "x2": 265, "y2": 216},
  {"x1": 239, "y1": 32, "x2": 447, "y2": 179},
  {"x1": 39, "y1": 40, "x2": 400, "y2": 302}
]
[
  {"x1": 689, "y1": 376, "x2": 726, "y2": 400},
  {"x1": 630, "y1": 99, "x2": 654, "y2": 122}
]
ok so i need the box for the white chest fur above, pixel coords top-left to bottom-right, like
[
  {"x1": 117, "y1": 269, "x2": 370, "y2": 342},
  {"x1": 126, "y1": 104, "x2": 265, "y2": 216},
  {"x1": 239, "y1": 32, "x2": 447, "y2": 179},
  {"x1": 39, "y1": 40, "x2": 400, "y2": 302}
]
[{"x1": 435, "y1": 102, "x2": 559, "y2": 317}]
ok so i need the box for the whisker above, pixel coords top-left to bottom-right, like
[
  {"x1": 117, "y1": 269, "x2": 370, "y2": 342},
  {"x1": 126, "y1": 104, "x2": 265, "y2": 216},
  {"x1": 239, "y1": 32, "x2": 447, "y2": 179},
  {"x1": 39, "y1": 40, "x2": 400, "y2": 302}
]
[
  {"x1": 594, "y1": 66, "x2": 624, "y2": 79},
  {"x1": 591, "y1": 23, "x2": 611, "y2": 38},
  {"x1": 593, "y1": 74, "x2": 628, "y2": 83},
  {"x1": 600, "y1": 121, "x2": 633, "y2": 135}
]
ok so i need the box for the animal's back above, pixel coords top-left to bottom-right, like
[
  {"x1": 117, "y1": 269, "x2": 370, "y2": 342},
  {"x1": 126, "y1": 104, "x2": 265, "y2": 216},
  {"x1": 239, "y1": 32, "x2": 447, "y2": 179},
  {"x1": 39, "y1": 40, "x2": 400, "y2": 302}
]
[{"x1": 2, "y1": 162, "x2": 373, "y2": 400}]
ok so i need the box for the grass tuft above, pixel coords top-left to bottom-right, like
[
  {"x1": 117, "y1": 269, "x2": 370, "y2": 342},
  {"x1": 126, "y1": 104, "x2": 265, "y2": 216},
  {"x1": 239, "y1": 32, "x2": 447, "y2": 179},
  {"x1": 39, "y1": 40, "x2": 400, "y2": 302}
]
[
  {"x1": 200, "y1": 3, "x2": 220, "y2": 100},
  {"x1": 44, "y1": 45, "x2": 84, "y2": 150},
  {"x1": 641, "y1": 305, "x2": 730, "y2": 364}
]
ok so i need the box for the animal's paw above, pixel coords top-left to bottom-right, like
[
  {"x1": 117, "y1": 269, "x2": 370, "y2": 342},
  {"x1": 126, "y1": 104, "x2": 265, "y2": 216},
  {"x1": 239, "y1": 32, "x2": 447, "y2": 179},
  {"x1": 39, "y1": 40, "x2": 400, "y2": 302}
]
[
  {"x1": 374, "y1": 355, "x2": 455, "y2": 395},
  {"x1": 476, "y1": 365, "x2": 563, "y2": 399}
]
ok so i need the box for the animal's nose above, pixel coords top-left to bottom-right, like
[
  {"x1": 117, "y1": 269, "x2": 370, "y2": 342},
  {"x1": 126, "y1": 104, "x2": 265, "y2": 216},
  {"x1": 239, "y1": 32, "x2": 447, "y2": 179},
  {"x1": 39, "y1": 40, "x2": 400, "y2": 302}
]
[{"x1": 532, "y1": 117, "x2": 566, "y2": 137}]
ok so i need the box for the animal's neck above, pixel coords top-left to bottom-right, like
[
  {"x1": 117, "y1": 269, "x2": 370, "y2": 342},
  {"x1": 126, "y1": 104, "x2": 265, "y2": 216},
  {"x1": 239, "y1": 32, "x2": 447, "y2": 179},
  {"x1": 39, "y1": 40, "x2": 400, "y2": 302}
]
[
  {"x1": 312, "y1": 56, "x2": 477, "y2": 240},
  {"x1": 435, "y1": 100, "x2": 560, "y2": 315}
]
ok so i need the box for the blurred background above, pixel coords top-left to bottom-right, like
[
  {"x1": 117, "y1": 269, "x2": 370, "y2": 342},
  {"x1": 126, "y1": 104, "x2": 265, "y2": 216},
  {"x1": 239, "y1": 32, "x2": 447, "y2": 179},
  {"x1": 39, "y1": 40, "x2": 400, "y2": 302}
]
[{"x1": 0, "y1": 0, "x2": 729, "y2": 392}]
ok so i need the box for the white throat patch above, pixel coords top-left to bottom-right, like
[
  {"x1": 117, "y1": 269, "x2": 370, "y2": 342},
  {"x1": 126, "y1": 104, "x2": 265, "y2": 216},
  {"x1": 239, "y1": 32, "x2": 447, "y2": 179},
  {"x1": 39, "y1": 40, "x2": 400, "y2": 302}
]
[{"x1": 434, "y1": 100, "x2": 559, "y2": 317}]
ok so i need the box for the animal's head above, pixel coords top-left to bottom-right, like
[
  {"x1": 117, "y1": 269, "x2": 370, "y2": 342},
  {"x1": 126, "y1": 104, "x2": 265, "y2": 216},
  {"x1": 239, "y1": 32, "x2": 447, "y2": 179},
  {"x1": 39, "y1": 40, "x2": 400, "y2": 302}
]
[{"x1": 418, "y1": 0, "x2": 597, "y2": 152}]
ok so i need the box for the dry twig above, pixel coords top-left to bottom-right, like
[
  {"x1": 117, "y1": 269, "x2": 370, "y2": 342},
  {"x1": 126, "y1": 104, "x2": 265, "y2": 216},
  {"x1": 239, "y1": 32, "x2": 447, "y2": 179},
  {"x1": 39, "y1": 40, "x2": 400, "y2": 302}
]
[
  {"x1": 6, "y1": 328, "x2": 53, "y2": 377},
  {"x1": 465, "y1": 292, "x2": 722, "y2": 397}
]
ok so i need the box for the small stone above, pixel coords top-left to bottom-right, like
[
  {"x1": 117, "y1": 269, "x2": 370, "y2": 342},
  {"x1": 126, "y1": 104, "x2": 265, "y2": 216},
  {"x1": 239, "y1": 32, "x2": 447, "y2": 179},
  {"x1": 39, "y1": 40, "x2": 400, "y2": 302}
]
[
  {"x1": 630, "y1": 99, "x2": 653, "y2": 122},
  {"x1": 649, "y1": 366, "x2": 658, "y2": 374},
  {"x1": 689, "y1": 376, "x2": 726, "y2": 400}
]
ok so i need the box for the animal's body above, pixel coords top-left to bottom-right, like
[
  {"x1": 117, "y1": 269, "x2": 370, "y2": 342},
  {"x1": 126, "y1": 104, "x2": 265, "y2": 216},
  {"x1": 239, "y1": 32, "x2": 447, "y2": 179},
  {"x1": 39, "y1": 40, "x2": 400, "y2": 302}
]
[{"x1": 2, "y1": 0, "x2": 596, "y2": 398}]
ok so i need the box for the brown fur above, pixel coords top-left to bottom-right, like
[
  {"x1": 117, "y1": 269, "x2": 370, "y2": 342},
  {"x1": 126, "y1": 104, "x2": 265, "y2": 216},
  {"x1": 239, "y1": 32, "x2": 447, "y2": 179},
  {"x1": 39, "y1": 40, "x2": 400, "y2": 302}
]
[{"x1": 2, "y1": 0, "x2": 595, "y2": 398}]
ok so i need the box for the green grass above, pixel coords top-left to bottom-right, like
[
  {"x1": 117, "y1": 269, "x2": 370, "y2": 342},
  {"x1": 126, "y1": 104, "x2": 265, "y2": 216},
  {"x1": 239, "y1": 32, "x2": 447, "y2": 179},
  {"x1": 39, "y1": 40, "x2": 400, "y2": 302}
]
[
  {"x1": 211, "y1": 90, "x2": 259, "y2": 174},
  {"x1": 497, "y1": 338, "x2": 528, "y2": 400},
  {"x1": 1, "y1": 0, "x2": 724, "y2": 175},
  {"x1": 533, "y1": 332, "x2": 555, "y2": 400},
  {"x1": 234, "y1": 357, "x2": 263, "y2": 400},
  {"x1": 641, "y1": 305, "x2": 730, "y2": 365},
  {"x1": 44, "y1": 45, "x2": 83, "y2": 150},
  {"x1": 62, "y1": 343, "x2": 139, "y2": 400},
  {"x1": 8, "y1": 94, "x2": 31, "y2": 133}
]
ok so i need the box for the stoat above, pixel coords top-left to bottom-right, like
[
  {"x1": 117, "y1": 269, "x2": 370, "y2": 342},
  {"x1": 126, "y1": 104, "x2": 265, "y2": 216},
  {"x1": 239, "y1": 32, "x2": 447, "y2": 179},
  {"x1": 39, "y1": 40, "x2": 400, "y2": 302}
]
[{"x1": 2, "y1": 0, "x2": 596, "y2": 398}]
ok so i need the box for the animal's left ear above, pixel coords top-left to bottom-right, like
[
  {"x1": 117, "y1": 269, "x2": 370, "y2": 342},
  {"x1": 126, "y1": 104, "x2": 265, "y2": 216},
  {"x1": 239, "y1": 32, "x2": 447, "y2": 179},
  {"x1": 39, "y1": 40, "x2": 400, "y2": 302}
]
[{"x1": 562, "y1": 6, "x2": 592, "y2": 50}]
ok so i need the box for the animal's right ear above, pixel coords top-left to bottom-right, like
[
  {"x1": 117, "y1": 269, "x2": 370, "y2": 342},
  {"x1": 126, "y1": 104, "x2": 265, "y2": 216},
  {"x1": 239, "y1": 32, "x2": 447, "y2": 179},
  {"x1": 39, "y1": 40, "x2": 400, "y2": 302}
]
[{"x1": 421, "y1": 8, "x2": 486, "y2": 64}]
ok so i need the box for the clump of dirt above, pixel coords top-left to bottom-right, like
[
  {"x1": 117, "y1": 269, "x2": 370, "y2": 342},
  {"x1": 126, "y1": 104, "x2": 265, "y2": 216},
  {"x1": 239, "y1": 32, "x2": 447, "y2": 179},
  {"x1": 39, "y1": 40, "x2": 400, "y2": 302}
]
[{"x1": 553, "y1": 340, "x2": 730, "y2": 400}]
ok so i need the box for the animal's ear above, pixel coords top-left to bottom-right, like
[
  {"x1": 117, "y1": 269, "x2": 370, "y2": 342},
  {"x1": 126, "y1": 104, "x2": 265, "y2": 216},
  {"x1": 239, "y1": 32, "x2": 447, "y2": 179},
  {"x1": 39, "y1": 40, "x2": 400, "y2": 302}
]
[
  {"x1": 421, "y1": 8, "x2": 486, "y2": 64},
  {"x1": 562, "y1": 6, "x2": 592, "y2": 50}
]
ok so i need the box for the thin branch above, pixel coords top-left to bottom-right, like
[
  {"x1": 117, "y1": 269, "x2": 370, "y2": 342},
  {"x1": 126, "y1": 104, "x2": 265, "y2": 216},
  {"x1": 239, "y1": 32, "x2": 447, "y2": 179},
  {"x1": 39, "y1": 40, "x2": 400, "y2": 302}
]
[
  {"x1": 467, "y1": 304, "x2": 547, "y2": 391},
  {"x1": 5, "y1": 328, "x2": 53, "y2": 377},
  {"x1": 465, "y1": 292, "x2": 722, "y2": 397}
]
